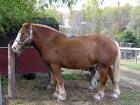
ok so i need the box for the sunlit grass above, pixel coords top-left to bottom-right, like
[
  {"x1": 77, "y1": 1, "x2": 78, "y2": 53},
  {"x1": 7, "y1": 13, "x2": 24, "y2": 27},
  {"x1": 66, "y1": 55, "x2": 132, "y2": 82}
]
[
  {"x1": 121, "y1": 64, "x2": 140, "y2": 70},
  {"x1": 63, "y1": 74, "x2": 81, "y2": 80}
]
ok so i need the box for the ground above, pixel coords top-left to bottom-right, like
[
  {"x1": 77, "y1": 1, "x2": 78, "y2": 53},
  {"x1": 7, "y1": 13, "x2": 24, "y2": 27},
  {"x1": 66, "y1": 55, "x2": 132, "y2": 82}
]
[{"x1": 2, "y1": 67, "x2": 140, "y2": 105}]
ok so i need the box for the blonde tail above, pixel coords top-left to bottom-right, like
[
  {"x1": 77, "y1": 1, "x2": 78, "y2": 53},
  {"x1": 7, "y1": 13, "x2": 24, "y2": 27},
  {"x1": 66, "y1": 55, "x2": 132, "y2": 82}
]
[{"x1": 113, "y1": 41, "x2": 121, "y2": 82}]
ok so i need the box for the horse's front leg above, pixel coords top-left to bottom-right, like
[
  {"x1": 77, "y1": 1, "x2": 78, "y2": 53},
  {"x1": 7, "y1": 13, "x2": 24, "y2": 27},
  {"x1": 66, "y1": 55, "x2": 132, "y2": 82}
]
[
  {"x1": 53, "y1": 74, "x2": 60, "y2": 98},
  {"x1": 50, "y1": 64, "x2": 66, "y2": 101},
  {"x1": 94, "y1": 66, "x2": 108, "y2": 101}
]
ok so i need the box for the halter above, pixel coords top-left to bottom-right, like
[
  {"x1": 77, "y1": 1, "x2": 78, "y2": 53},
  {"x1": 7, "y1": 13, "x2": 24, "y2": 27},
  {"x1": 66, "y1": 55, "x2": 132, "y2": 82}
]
[
  {"x1": 23, "y1": 27, "x2": 33, "y2": 44},
  {"x1": 14, "y1": 26, "x2": 33, "y2": 45}
]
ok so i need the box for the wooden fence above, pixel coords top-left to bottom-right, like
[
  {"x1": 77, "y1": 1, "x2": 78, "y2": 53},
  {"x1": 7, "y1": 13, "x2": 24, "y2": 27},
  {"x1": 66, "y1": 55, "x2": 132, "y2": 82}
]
[
  {"x1": 120, "y1": 47, "x2": 140, "y2": 64},
  {"x1": 0, "y1": 73, "x2": 3, "y2": 105}
]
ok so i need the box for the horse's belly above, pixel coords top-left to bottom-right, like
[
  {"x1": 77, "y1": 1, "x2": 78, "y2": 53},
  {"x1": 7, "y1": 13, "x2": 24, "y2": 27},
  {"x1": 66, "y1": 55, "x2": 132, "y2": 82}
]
[{"x1": 62, "y1": 55, "x2": 96, "y2": 69}]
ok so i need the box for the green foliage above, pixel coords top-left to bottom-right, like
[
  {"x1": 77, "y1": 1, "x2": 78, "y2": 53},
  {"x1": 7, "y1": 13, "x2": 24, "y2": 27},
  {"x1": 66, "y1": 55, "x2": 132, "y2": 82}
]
[
  {"x1": 127, "y1": 5, "x2": 140, "y2": 36},
  {"x1": 119, "y1": 30, "x2": 137, "y2": 47},
  {"x1": 136, "y1": 37, "x2": 140, "y2": 47},
  {"x1": 0, "y1": 0, "x2": 77, "y2": 38},
  {"x1": 1, "y1": 78, "x2": 8, "y2": 88},
  {"x1": 84, "y1": 2, "x2": 140, "y2": 47},
  {"x1": 86, "y1": 0, "x2": 100, "y2": 19},
  {"x1": 0, "y1": 0, "x2": 37, "y2": 37},
  {"x1": 37, "y1": 0, "x2": 77, "y2": 9}
]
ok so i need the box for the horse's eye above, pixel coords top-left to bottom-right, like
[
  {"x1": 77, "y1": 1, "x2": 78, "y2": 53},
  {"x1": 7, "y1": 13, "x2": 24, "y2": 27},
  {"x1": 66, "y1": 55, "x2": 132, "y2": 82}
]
[{"x1": 22, "y1": 33, "x2": 25, "y2": 35}]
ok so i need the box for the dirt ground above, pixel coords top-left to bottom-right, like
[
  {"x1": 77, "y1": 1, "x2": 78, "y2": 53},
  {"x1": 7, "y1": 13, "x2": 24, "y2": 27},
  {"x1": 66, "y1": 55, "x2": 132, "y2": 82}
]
[{"x1": 3, "y1": 67, "x2": 140, "y2": 105}]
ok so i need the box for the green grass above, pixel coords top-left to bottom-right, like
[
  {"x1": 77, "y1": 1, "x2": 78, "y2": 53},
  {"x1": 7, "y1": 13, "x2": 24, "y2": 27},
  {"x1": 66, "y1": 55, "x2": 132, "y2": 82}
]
[
  {"x1": 121, "y1": 64, "x2": 140, "y2": 70},
  {"x1": 121, "y1": 91, "x2": 140, "y2": 105},
  {"x1": 1, "y1": 78, "x2": 8, "y2": 88},
  {"x1": 63, "y1": 74, "x2": 81, "y2": 80}
]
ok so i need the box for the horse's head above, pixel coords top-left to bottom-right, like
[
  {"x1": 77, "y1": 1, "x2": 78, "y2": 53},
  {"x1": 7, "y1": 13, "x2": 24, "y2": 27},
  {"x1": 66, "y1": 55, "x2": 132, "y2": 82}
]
[{"x1": 12, "y1": 23, "x2": 33, "y2": 54}]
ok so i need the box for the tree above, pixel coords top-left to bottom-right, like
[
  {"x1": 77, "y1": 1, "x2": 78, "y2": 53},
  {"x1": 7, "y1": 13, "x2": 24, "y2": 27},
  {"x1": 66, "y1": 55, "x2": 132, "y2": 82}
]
[
  {"x1": 0, "y1": 0, "x2": 77, "y2": 38},
  {"x1": 85, "y1": 0, "x2": 102, "y2": 33},
  {"x1": 37, "y1": 0, "x2": 78, "y2": 10},
  {"x1": 119, "y1": 30, "x2": 137, "y2": 47},
  {"x1": 0, "y1": 0, "x2": 37, "y2": 34},
  {"x1": 127, "y1": 5, "x2": 140, "y2": 37}
]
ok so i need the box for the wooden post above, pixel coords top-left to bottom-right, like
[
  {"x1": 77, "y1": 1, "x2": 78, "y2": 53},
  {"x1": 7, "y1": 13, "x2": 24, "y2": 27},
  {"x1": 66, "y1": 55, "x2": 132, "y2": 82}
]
[
  {"x1": 8, "y1": 44, "x2": 16, "y2": 98},
  {"x1": 0, "y1": 73, "x2": 3, "y2": 105}
]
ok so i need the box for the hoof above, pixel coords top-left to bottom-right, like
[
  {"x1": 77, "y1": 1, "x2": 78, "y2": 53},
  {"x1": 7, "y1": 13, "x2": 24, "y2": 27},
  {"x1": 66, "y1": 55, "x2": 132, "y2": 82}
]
[
  {"x1": 111, "y1": 88, "x2": 120, "y2": 100},
  {"x1": 53, "y1": 92, "x2": 59, "y2": 98},
  {"x1": 57, "y1": 95, "x2": 66, "y2": 101},
  {"x1": 94, "y1": 93, "x2": 104, "y2": 101},
  {"x1": 94, "y1": 94, "x2": 101, "y2": 101},
  {"x1": 116, "y1": 89, "x2": 120, "y2": 95},
  {"x1": 111, "y1": 93, "x2": 119, "y2": 100},
  {"x1": 114, "y1": 87, "x2": 121, "y2": 95}
]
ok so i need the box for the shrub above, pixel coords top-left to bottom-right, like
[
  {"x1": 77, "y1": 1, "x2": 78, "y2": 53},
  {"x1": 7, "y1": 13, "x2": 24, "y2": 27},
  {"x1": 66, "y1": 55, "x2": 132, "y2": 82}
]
[{"x1": 119, "y1": 30, "x2": 138, "y2": 47}]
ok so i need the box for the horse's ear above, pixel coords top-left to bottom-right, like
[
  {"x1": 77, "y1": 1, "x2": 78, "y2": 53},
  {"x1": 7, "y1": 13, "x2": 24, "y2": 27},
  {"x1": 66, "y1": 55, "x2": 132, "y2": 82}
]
[
  {"x1": 28, "y1": 22, "x2": 31, "y2": 26},
  {"x1": 26, "y1": 22, "x2": 31, "y2": 28}
]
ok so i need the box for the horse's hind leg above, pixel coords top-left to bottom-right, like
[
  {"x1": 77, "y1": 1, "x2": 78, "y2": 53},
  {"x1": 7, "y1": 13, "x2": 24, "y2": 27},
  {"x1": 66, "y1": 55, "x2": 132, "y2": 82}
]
[
  {"x1": 108, "y1": 66, "x2": 120, "y2": 99},
  {"x1": 88, "y1": 70, "x2": 100, "y2": 90},
  {"x1": 94, "y1": 66, "x2": 108, "y2": 101},
  {"x1": 50, "y1": 64, "x2": 66, "y2": 101}
]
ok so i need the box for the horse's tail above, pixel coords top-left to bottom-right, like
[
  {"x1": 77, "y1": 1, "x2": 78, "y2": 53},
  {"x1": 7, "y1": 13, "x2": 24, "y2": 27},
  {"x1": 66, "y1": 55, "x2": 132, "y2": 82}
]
[{"x1": 113, "y1": 41, "x2": 121, "y2": 82}]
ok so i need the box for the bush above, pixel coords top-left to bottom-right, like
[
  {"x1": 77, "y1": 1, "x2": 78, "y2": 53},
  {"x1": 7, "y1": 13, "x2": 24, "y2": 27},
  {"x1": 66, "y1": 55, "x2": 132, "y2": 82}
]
[
  {"x1": 119, "y1": 30, "x2": 138, "y2": 47},
  {"x1": 136, "y1": 37, "x2": 140, "y2": 47}
]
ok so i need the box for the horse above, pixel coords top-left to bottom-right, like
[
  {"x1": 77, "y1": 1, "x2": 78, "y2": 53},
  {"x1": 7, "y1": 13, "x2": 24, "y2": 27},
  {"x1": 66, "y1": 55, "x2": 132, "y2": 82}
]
[{"x1": 12, "y1": 23, "x2": 120, "y2": 101}]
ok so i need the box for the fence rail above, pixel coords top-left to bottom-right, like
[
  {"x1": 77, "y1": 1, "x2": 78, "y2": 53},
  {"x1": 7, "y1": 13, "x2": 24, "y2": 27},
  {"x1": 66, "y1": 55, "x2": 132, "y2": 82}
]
[
  {"x1": 120, "y1": 47, "x2": 140, "y2": 51},
  {"x1": 120, "y1": 47, "x2": 140, "y2": 64}
]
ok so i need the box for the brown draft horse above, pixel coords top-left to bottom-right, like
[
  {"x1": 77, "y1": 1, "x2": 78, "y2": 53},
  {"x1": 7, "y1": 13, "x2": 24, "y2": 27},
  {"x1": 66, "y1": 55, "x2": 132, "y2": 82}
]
[{"x1": 12, "y1": 23, "x2": 120, "y2": 101}]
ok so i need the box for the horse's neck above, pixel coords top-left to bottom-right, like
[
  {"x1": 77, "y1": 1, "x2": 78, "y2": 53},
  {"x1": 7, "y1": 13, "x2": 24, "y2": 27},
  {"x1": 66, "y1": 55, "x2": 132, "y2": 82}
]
[{"x1": 32, "y1": 25, "x2": 67, "y2": 53}]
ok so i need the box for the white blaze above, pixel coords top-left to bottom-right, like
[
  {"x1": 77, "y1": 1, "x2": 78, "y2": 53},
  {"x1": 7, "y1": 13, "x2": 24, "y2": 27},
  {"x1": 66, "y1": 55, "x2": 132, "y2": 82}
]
[{"x1": 12, "y1": 32, "x2": 22, "y2": 53}]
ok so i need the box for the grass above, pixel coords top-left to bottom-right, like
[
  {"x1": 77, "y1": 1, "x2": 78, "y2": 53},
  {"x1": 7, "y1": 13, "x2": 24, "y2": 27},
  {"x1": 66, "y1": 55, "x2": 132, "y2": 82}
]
[
  {"x1": 121, "y1": 91, "x2": 140, "y2": 105},
  {"x1": 63, "y1": 74, "x2": 81, "y2": 80},
  {"x1": 1, "y1": 78, "x2": 8, "y2": 88},
  {"x1": 121, "y1": 64, "x2": 140, "y2": 71}
]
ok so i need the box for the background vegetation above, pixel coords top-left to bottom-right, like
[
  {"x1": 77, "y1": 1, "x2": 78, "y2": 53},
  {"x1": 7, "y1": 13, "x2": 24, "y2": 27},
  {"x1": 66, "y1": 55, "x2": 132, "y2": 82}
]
[
  {"x1": 0, "y1": 0, "x2": 74, "y2": 39},
  {"x1": 69, "y1": 0, "x2": 140, "y2": 47}
]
